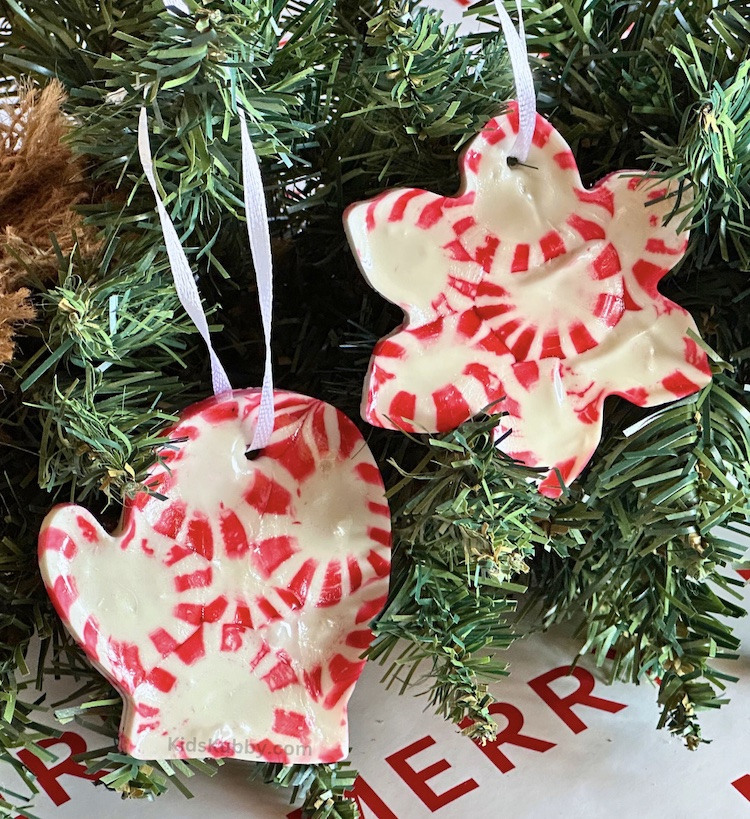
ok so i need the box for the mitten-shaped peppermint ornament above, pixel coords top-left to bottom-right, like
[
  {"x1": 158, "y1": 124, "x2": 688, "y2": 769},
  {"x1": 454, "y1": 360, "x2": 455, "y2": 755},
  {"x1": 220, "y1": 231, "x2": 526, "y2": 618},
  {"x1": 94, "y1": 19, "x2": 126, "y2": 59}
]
[
  {"x1": 344, "y1": 102, "x2": 711, "y2": 496},
  {"x1": 39, "y1": 390, "x2": 391, "y2": 762}
]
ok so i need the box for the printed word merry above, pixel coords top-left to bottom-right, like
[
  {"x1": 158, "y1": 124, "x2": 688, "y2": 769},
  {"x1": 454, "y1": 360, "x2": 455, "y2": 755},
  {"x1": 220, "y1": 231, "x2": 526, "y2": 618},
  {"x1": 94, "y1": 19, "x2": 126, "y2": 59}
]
[{"x1": 289, "y1": 664, "x2": 626, "y2": 817}]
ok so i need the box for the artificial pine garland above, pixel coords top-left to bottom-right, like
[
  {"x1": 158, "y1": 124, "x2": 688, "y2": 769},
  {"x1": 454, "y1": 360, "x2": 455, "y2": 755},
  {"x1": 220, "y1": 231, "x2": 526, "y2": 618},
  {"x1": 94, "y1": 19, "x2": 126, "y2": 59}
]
[{"x1": 0, "y1": 0, "x2": 748, "y2": 816}]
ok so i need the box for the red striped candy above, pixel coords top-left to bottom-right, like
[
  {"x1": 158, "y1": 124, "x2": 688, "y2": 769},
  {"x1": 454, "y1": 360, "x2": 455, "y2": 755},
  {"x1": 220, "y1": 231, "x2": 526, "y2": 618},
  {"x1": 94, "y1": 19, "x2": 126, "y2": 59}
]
[
  {"x1": 38, "y1": 390, "x2": 390, "y2": 762},
  {"x1": 344, "y1": 101, "x2": 711, "y2": 497}
]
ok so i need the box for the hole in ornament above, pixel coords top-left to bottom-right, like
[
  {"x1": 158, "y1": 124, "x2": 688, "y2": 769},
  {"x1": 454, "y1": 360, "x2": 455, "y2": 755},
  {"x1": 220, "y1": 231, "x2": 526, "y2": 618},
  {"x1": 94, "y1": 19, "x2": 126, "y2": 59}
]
[
  {"x1": 507, "y1": 156, "x2": 539, "y2": 171},
  {"x1": 245, "y1": 448, "x2": 263, "y2": 461}
]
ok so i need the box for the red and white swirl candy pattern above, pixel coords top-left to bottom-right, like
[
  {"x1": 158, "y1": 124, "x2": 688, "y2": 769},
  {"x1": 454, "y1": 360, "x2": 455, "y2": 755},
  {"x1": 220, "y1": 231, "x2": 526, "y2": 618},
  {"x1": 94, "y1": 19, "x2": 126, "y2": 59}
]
[
  {"x1": 38, "y1": 390, "x2": 391, "y2": 763},
  {"x1": 344, "y1": 101, "x2": 711, "y2": 496}
]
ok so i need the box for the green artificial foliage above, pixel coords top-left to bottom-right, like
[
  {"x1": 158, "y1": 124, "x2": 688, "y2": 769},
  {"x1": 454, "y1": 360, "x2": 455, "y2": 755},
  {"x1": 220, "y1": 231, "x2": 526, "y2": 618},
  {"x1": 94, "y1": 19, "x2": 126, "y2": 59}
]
[
  {"x1": 255, "y1": 761, "x2": 359, "y2": 819},
  {"x1": 0, "y1": 0, "x2": 748, "y2": 815},
  {"x1": 369, "y1": 415, "x2": 570, "y2": 743}
]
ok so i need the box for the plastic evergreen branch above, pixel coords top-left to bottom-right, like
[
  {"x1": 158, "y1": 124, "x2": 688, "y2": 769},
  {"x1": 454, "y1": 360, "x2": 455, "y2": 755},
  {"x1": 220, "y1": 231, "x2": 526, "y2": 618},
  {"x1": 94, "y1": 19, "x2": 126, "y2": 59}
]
[
  {"x1": 368, "y1": 415, "x2": 573, "y2": 742},
  {"x1": 533, "y1": 370, "x2": 750, "y2": 748},
  {"x1": 255, "y1": 761, "x2": 360, "y2": 819}
]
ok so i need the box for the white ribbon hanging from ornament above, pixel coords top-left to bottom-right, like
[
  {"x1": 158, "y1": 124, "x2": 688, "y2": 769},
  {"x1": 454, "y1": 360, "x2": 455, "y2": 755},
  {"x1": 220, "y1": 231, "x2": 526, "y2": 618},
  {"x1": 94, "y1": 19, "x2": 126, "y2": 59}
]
[
  {"x1": 493, "y1": 0, "x2": 536, "y2": 163},
  {"x1": 137, "y1": 107, "x2": 276, "y2": 452},
  {"x1": 238, "y1": 110, "x2": 275, "y2": 452},
  {"x1": 137, "y1": 108, "x2": 232, "y2": 397}
]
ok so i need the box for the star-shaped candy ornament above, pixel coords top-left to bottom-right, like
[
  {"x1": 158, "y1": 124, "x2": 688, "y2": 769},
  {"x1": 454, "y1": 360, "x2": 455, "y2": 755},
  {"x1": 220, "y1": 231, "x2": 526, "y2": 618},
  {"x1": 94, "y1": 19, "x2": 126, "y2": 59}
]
[{"x1": 344, "y1": 102, "x2": 711, "y2": 497}]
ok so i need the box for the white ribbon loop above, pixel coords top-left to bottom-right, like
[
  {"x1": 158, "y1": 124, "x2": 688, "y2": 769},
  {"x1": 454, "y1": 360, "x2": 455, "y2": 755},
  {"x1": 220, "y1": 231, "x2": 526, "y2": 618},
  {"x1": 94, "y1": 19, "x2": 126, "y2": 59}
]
[
  {"x1": 138, "y1": 107, "x2": 277, "y2": 452},
  {"x1": 137, "y1": 108, "x2": 232, "y2": 396},
  {"x1": 494, "y1": 0, "x2": 536, "y2": 163},
  {"x1": 239, "y1": 109, "x2": 275, "y2": 453}
]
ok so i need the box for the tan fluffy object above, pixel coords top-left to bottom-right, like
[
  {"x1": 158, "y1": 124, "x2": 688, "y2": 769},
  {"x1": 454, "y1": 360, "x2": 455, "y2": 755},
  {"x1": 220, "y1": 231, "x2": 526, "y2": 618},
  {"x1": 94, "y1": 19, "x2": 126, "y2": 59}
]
[{"x1": 0, "y1": 79, "x2": 96, "y2": 366}]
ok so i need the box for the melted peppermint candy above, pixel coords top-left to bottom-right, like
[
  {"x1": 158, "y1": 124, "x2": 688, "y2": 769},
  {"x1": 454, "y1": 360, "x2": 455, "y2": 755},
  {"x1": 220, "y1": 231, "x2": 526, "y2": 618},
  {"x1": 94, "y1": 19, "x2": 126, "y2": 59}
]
[
  {"x1": 39, "y1": 390, "x2": 391, "y2": 763},
  {"x1": 344, "y1": 101, "x2": 712, "y2": 496}
]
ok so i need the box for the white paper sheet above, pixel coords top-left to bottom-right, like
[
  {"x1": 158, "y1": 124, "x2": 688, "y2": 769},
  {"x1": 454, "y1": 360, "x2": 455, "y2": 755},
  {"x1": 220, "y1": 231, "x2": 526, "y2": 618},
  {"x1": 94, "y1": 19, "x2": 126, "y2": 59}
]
[{"x1": 2, "y1": 571, "x2": 748, "y2": 819}]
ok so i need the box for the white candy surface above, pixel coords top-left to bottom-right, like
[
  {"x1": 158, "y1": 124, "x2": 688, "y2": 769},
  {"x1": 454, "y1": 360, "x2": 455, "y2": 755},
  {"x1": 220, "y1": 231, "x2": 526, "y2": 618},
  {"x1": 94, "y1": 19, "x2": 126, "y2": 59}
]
[
  {"x1": 39, "y1": 390, "x2": 391, "y2": 762},
  {"x1": 344, "y1": 101, "x2": 711, "y2": 496}
]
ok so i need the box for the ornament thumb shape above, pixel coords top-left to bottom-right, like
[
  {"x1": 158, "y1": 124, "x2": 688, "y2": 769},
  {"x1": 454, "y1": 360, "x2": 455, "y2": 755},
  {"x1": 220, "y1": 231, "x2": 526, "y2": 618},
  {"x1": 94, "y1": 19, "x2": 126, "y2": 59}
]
[{"x1": 39, "y1": 390, "x2": 391, "y2": 763}]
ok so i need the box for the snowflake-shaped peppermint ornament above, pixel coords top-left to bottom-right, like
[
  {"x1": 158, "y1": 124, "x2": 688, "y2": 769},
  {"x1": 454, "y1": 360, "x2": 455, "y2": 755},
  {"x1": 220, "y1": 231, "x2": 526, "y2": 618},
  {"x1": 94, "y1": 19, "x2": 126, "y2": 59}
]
[
  {"x1": 344, "y1": 102, "x2": 711, "y2": 497},
  {"x1": 39, "y1": 390, "x2": 390, "y2": 762}
]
